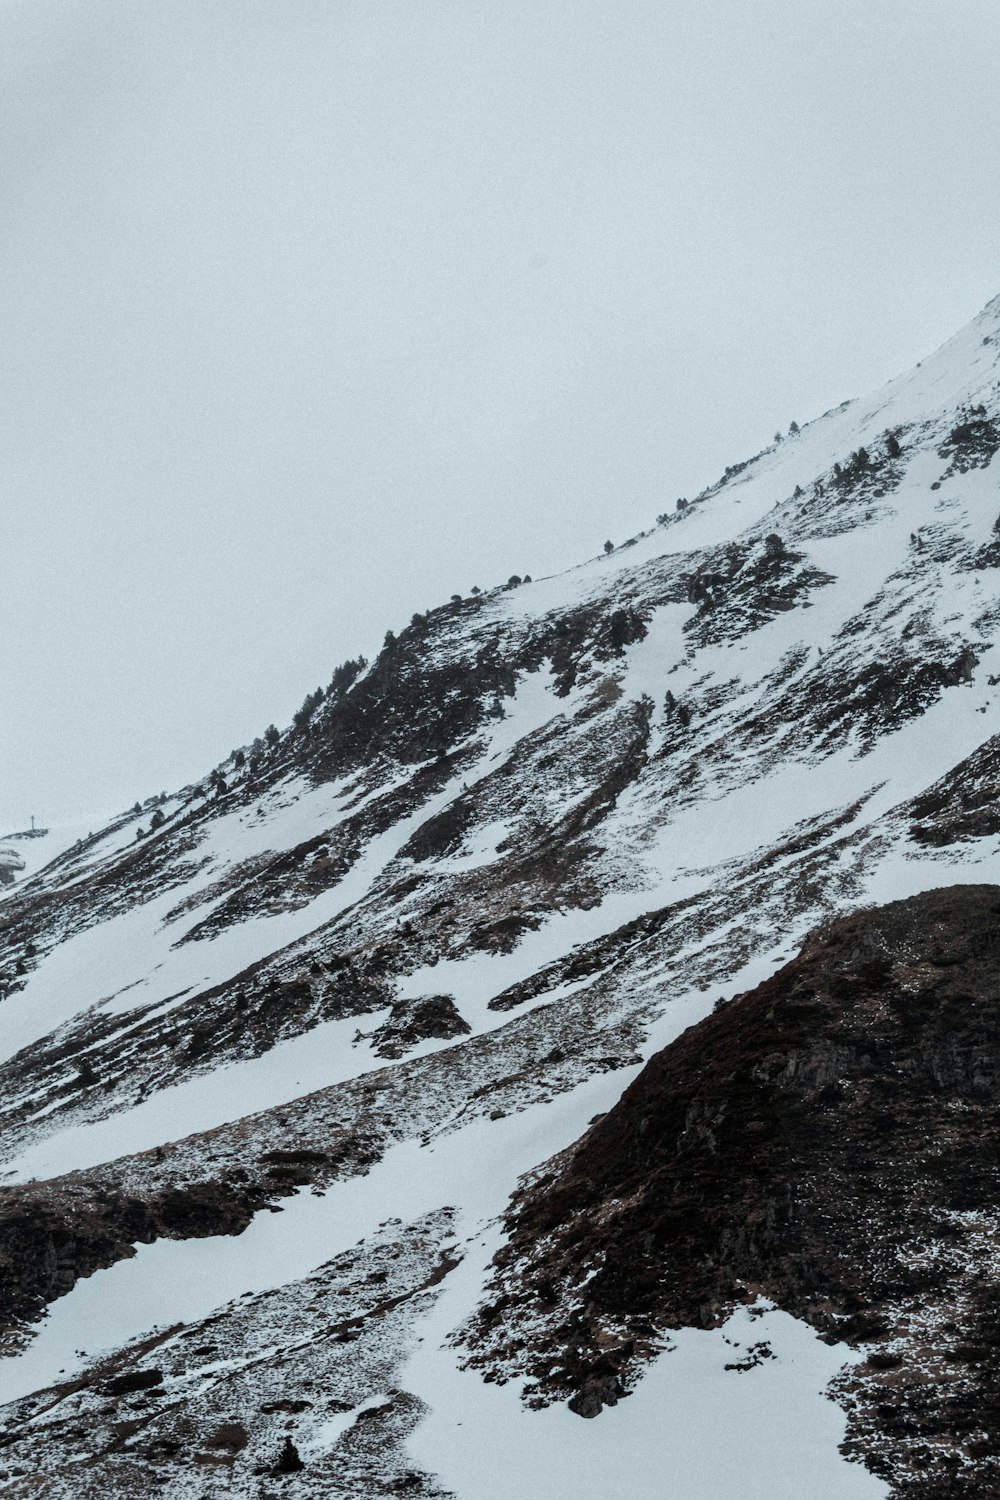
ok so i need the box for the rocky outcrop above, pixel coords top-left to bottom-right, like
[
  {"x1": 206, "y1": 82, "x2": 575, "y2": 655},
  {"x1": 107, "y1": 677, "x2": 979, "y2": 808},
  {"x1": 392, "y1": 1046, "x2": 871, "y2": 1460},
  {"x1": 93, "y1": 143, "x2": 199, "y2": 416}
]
[
  {"x1": 0, "y1": 1128, "x2": 384, "y2": 1334},
  {"x1": 362, "y1": 995, "x2": 471, "y2": 1060},
  {"x1": 466, "y1": 885, "x2": 1000, "y2": 1496}
]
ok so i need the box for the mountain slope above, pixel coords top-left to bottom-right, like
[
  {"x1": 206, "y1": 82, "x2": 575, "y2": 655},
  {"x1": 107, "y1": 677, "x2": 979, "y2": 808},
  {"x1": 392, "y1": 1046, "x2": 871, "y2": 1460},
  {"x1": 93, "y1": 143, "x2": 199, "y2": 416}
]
[
  {"x1": 466, "y1": 884, "x2": 1000, "y2": 1496},
  {"x1": 1, "y1": 294, "x2": 1000, "y2": 1495}
]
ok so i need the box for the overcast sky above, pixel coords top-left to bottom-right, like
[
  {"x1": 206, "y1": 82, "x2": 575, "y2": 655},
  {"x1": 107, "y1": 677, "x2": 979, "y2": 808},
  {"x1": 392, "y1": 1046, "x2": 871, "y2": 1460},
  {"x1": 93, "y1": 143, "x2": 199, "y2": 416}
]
[{"x1": 2, "y1": 0, "x2": 999, "y2": 827}]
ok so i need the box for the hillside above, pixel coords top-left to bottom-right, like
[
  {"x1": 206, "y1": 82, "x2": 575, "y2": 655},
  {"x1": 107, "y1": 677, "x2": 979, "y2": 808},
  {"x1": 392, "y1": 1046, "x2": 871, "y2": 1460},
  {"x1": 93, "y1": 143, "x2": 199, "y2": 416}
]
[
  {"x1": 1, "y1": 294, "x2": 1000, "y2": 1495},
  {"x1": 468, "y1": 884, "x2": 1000, "y2": 1497}
]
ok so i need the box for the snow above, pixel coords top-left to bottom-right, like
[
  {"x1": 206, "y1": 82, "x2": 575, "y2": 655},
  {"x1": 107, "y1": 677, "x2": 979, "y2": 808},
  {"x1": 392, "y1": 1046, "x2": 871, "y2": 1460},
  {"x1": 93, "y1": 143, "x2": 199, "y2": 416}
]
[
  {"x1": 2, "y1": 668, "x2": 572, "y2": 1073},
  {"x1": 1, "y1": 1003, "x2": 392, "y2": 1183},
  {"x1": 443, "y1": 817, "x2": 516, "y2": 872},
  {"x1": 0, "y1": 804, "x2": 174, "y2": 891},
  {"x1": 0, "y1": 1065, "x2": 885, "y2": 1499},
  {"x1": 406, "y1": 1276, "x2": 886, "y2": 1500},
  {"x1": 393, "y1": 885, "x2": 676, "y2": 1020},
  {"x1": 3, "y1": 295, "x2": 1000, "y2": 1493},
  {"x1": 0, "y1": 1071, "x2": 624, "y2": 1405},
  {"x1": 301, "y1": 1392, "x2": 393, "y2": 1459}
]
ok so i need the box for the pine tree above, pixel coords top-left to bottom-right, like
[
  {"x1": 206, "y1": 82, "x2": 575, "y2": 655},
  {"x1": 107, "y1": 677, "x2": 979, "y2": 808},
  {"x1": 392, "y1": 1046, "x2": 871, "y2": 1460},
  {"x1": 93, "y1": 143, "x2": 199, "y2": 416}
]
[
  {"x1": 275, "y1": 1437, "x2": 304, "y2": 1474},
  {"x1": 75, "y1": 1058, "x2": 99, "y2": 1088}
]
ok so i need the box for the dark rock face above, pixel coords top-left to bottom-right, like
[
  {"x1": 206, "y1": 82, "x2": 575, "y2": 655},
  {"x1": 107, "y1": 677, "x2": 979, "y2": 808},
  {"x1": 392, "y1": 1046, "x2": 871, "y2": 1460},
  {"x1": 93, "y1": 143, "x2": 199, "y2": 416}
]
[
  {"x1": 363, "y1": 995, "x2": 471, "y2": 1060},
  {"x1": 0, "y1": 1180, "x2": 260, "y2": 1331},
  {"x1": 906, "y1": 735, "x2": 1000, "y2": 847},
  {"x1": 938, "y1": 409, "x2": 1000, "y2": 475},
  {"x1": 0, "y1": 1128, "x2": 384, "y2": 1333},
  {"x1": 682, "y1": 538, "x2": 834, "y2": 647},
  {"x1": 102, "y1": 1369, "x2": 163, "y2": 1397},
  {"x1": 466, "y1": 885, "x2": 1000, "y2": 1496}
]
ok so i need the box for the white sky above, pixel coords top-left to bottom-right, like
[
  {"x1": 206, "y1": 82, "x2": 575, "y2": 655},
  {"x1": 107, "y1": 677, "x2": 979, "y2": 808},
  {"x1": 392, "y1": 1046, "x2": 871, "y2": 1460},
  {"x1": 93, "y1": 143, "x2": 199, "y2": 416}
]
[{"x1": 2, "y1": 0, "x2": 998, "y2": 826}]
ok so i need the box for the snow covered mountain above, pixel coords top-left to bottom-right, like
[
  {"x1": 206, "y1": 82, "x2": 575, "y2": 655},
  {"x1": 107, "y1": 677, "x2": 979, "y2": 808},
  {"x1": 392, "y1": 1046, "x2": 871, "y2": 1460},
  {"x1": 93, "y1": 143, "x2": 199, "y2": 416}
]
[{"x1": 2, "y1": 294, "x2": 1000, "y2": 1497}]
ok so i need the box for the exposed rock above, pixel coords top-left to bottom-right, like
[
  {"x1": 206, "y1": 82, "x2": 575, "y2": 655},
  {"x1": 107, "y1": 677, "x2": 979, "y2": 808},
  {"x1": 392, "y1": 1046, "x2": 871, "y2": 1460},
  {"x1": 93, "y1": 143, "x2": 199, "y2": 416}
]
[
  {"x1": 466, "y1": 886, "x2": 1000, "y2": 1495},
  {"x1": 364, "y1": 995, "x2": 471, "y2": 1060}
]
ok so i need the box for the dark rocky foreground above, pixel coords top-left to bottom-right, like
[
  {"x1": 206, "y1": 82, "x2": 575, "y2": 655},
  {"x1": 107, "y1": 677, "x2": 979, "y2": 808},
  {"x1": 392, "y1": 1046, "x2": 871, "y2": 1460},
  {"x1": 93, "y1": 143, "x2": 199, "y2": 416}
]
[{"x1": 466, "y1": 884, "x2": 1000, "y2": 1498}]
